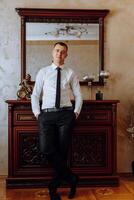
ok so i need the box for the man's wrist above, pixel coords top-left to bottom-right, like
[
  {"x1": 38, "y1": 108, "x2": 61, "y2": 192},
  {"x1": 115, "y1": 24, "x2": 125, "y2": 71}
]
[
  {"x1": 74, "y1": 112, "x2": 79, "y2": 119},
  {"x1": 35, "y1": 113, "x2": 40, "y2": 119}
]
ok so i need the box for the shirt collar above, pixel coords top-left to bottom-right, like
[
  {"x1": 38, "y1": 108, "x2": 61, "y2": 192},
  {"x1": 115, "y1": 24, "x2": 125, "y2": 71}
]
[{"x1": 51, "y1": 63, "x2": 65, "y2": 70}]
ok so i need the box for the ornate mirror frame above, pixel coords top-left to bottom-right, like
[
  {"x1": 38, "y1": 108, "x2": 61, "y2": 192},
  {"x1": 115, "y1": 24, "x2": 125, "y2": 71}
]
[{"x1": 16, "y1": 8, "x2": 109, "y2": 85}]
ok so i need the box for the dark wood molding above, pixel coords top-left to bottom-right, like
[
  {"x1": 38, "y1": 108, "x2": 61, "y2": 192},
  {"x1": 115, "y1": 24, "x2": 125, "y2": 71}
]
[{"x1": 16, "y1": 8, "x2": 109, "y2": 18}]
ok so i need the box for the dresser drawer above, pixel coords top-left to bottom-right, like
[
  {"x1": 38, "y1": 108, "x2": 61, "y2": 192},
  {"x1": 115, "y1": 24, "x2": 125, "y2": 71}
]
[
  {"x1": 77, "y1": 110, "x2": 112, "y2": 125},
  {"x1": 14, "y1": 111, "x2": 37, "y2": 125}
]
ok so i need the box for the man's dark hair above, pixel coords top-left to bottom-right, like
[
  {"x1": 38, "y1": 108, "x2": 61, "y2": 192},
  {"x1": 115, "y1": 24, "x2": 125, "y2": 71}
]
[{"x1": 54, "y1": 42, "x2": 68, "y2": 51}]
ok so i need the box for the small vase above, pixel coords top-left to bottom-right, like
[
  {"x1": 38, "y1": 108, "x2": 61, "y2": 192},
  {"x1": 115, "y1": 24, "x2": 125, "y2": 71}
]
[{"x1": 96, "y1": 91, "x2": 103, "y2": 100}]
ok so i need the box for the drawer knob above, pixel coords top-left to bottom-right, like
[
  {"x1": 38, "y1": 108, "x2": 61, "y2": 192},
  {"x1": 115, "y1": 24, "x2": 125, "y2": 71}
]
[{"x1": 86, "y1": 115, "x2": 90, "y2": 119}]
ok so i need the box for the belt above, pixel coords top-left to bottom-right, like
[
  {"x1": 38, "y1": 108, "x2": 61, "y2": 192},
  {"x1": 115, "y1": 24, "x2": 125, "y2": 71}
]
[{"x1": 42, "y1": 106, "x2": 73, "y2": 112}]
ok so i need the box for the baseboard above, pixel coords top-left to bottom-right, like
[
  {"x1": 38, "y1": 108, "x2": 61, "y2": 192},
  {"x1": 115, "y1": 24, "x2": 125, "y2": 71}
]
[
  {"x1": 118, "y1": 172, "x2": 133, "y2": 177},
  {"x1": 6, "y1": 175, "x2": 120, "y2": 188}
]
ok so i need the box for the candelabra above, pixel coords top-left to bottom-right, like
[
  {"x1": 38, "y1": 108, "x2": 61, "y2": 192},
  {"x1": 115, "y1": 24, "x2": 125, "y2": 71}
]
[
  {"x1": 99, "y1": 70, "x2": 110, "y2": 83},
  {"x1": 83, "y1": 74, "x2": 95, "y2": 99},
  {"x1": 82, "y1": 71, "x2": 110, "y2": 99}
]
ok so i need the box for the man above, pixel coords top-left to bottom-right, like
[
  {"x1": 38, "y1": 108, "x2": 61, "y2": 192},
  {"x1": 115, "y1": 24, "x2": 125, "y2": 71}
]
[{"x1": 31, "y1": 42, "x2": 83, "y2": 200}]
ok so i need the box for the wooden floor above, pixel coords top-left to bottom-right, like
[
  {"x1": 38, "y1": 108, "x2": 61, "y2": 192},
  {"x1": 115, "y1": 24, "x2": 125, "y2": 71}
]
[{"x1": 1, "y1": 176, "x2": 134, "y2": 200}]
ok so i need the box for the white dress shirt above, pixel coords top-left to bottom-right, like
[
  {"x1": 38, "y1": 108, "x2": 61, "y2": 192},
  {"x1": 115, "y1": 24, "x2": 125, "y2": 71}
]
[{"x1": 31, "y1": 63, "x2": 83, "y2": 117}]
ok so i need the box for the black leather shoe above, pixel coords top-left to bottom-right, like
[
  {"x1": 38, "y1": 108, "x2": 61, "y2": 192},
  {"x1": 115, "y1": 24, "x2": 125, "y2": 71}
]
[
  {"x1": 49, "y1": 192, "x2": 61, "y2": 200},
  {"x1": 68, "y1": 174, "x2": 79, "y2": 199},
  {"x1": 48, "y1": 181, "x2": 61, "y2": 200}
]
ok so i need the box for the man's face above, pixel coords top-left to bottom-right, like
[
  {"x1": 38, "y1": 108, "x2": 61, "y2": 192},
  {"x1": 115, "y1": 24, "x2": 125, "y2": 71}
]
[{"x1": 52, "y1": 44, "x2": 68, "y2": 65}]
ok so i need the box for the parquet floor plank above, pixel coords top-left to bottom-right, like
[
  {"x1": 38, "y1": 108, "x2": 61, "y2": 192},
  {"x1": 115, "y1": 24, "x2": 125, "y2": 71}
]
[{"x1": 1, "y1": 177, "x2": 134, "y2": 200}]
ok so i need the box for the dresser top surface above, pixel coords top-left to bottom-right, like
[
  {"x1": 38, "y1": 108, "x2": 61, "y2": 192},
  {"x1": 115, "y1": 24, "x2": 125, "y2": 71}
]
[{"x1": 6, "y1": 99, "x2": 120, "y2": 105}]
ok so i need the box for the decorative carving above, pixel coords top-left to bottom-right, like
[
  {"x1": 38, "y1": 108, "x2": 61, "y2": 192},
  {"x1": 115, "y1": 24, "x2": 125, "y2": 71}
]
[
  {"x1": 20, "y1": 134, "x2": 49, "y2": 166},
  {"x1": 17, "y1": 74, "x2": 33, "y2": 100},
  {"x1": 71, "y1": 134, "x2": 106, "y2": 167},
  {"x1": 26, "y1": 17, "x2": 98, "y2": 24}
]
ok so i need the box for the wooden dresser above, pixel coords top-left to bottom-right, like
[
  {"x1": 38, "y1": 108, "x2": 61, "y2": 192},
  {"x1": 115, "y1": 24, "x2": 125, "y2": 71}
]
[{"x1": 6, "y1": 100, "x2": 119, "y2": 188}]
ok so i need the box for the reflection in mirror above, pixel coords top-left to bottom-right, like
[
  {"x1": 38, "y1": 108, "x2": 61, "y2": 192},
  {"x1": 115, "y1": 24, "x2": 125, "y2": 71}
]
[{"x1": 26, "y1": 23, "x2": 99, "y2": 81}]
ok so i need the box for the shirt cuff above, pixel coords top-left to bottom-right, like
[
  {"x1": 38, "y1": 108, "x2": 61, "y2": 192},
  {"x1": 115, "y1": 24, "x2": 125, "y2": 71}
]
[{"x1": 34, "y1": 112, "x2": 40, "y2": 119}]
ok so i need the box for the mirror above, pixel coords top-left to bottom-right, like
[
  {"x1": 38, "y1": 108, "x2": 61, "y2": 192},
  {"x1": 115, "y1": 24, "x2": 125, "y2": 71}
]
[
  {"x1": 26, "y1": 22, "x2": 99, "y2": 81},
  {"x1": 16, "y1": 8, "x2": 109, "y2": 85}
]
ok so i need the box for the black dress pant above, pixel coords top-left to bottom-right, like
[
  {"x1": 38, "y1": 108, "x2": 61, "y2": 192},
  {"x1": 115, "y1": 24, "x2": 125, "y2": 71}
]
[{"x1": 38, "y1": 109, "x2": 75, "y2": 185}]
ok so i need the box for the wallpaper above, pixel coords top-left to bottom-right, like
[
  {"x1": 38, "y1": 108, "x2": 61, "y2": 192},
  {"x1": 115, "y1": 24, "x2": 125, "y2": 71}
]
[{"x1": 0, "y1": 0, "x2": 134, "y2": 174}]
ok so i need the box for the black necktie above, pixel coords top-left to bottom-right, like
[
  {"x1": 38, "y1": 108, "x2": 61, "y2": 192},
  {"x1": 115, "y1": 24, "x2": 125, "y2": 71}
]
[{"x1": 55, "y1": 67, "x2": 61, "y2": 108}]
